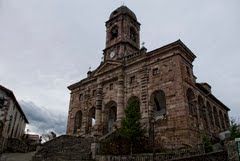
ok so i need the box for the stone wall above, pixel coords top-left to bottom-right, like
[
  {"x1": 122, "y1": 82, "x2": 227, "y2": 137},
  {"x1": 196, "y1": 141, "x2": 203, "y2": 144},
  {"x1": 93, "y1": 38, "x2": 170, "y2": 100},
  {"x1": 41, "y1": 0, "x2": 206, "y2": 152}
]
[
  {"x1": 1, "y1": 137, "x2": 33, "y2": 153},
  {"x1": 96, "y1": 151, "x2": 227, "y2": 161},
  {"x1": 170, "y1": 151, "x2": 228, "y2": 161},
  {"x1": 32, "y1": 135, "x2": 94, "y2": 161},
  {"x1": 6, "y1": 138, "x2": 28, "y2": 153}
]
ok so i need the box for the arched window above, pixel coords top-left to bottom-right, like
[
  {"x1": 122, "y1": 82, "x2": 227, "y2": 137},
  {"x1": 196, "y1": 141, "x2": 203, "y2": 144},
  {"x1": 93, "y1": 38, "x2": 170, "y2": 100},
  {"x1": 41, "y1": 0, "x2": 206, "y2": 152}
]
[
  {"x1": 130, "y1": 27, "x2": 137, "y2": 42},
  {"x1": 207, "y1": 102, "x2": 214, "y2": 126},
  {"x1": 87, "y1": 107, "x2": 96, "y2": 134},
  {"x1": 90, "y1": 107, "x2": 96, "y2": 127},
  {"x1": 219, "y1": 110, "x2": 225, "y2": 130},
  {"x1": 73, "y1": 111, "x2": 82, "y2": 134},
  {"x1": 213, "y1": 106, "x2": 220, "y2": 128},
  {"x1": 198, "y1": 96, "x2": 210, "y2": 129},
  {"x1": 202, "y1": 105, "x2": 209, "y2": 129},
  {"x1": 110, "y1": 26, "x2": 118, "y2": 40},
  {"x1": 224, "y1": 113, "x2": 229, "y2": 128},
  {"x1": 187, "y1": 89, "x2": 196, "y2": 115},
  {"x1": 79, "y1": 93, "x2": 83, "y2": 101},
  {"x1": 150, "y1": 90, "x2": 166, "y2": 118},
  {"x1": 198, "y1": 96, "x2": 204, "y2": 118},
  {"x1": 105, "y1": 101, "x2": 117, "y2": 133}
]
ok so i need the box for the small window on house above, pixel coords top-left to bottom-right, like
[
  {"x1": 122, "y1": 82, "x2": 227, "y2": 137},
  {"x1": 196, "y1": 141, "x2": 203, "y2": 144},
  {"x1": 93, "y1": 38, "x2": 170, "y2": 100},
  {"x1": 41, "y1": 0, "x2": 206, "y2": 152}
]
[
  {"x1": 130, "y1": 76, "x2": 135, "y2": 84},
  {"x1": 79, "y1": 94, "x2": 83, "y2": 101},
  {"x1": 109, "y1": 83, "x2": 114, "y2": 90},
  {"x1": 152, "y1": 68, "x2": 159, "y2": 76},
  {"x1": 0, "y1": 97, "x2": 4, "y2": 108},
  {"x1": 92, "y1": 90, "x2": 97, "y2": 97}
]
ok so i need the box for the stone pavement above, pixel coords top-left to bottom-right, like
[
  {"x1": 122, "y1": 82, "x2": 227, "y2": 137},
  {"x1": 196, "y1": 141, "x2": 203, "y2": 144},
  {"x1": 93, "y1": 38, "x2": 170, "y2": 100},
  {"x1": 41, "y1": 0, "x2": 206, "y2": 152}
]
[{"x1": 0, "y1": 152, "x2": 35, "y2": 161}]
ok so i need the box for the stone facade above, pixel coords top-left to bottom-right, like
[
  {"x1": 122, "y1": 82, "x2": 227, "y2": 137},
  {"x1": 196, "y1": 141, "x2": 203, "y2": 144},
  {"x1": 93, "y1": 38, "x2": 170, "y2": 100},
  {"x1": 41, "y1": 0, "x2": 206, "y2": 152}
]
[{"x1": 66, "y1": 6, "x2": 230, "y2": 148}]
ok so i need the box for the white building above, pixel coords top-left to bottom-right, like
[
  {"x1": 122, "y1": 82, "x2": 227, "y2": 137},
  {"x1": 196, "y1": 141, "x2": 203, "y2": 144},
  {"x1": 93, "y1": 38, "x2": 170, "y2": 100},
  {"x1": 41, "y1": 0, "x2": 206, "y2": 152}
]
[{"x1": 0, "y1": 85, "x2": 28, "y2": 139}]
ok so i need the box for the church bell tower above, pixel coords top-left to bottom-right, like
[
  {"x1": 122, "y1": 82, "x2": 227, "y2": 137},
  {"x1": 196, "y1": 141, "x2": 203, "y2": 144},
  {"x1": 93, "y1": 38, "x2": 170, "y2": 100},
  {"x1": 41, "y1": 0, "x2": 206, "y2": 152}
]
[{"x1": 103, "y1": 6, "x2": 141, "y2": 61}]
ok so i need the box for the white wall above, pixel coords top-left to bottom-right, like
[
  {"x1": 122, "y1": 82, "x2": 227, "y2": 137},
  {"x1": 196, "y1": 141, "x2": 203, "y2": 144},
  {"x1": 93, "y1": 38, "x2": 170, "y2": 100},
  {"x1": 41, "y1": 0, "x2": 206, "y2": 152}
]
[{"x1": 0, "y1": 89, "x2": 27, "y2": 139}]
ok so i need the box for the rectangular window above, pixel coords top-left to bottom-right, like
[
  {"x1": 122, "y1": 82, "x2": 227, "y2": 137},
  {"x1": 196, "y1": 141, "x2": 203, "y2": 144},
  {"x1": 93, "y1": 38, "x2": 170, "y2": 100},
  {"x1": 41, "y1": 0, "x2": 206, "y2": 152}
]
[
  {"x1": 152, "y1": 68, "x2": 159, "y2": 76},
  {"x1": 130, "y1": 76, "x2": 135, "y2": 84},
  {"x1": 92, "y1": 90, "x2": 97, "y2": 96},
  {"x1": 109, "y1": 83, "x2": 113, "y2": 90},
  {"x1": 79, "y1": 94, "x2": 83, "y2": 101}
]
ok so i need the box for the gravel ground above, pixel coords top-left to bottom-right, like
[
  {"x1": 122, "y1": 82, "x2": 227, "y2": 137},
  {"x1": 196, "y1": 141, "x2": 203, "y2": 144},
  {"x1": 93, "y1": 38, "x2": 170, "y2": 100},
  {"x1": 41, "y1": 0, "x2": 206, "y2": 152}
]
[{"x1": 0, "y1": 152, "x2": 35, "y2": 161}]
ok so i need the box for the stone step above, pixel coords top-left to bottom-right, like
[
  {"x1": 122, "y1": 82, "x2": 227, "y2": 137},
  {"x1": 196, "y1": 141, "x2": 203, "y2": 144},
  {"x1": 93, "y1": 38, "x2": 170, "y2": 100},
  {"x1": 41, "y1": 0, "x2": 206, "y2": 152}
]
[{"x1": 32, "y1": 135, "x2": 94, "y2": 161}]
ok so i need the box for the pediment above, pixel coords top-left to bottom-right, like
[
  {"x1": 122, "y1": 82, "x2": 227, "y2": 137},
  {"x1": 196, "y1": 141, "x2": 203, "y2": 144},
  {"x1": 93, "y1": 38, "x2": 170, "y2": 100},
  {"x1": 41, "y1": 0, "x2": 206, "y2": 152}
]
[{"x1": 93, "y1": 60, "x2": 122, "y2": 76}]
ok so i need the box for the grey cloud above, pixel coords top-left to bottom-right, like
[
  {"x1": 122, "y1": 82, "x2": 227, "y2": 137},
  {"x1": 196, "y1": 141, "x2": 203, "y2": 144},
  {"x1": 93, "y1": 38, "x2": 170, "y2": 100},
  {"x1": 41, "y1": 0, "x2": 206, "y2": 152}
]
[
  {"x1": 20, "y1": 100, "x2": 67, "y2": 135},
  {"x1": 0, "y1": 0, "x2": 239, "y2": 127}
]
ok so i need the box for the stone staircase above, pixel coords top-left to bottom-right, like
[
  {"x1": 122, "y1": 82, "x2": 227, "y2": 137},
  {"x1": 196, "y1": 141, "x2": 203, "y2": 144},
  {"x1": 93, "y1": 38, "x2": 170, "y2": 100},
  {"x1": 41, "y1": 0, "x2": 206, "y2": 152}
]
[
  {"x1": 32, "y1": 135, "x2": 94, "y2": 161},
  {"x1": 98, "y1": 130, "x2": 115, "y2": 141}
]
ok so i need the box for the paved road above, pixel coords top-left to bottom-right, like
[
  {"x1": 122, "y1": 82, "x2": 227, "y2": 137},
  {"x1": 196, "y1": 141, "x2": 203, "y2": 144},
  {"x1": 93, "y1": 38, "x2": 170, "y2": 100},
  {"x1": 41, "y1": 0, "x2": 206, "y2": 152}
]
[{"x1": 0, "y1": 152, "x2": 35, "y2": 161}]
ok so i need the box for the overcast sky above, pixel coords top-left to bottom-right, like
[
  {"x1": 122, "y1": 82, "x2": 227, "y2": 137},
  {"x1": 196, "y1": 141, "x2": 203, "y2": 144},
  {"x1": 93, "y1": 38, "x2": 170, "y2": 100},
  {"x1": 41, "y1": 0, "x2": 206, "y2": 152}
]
[{"x1": 0, "y1": 0, "x2": 239, "y2": 134}]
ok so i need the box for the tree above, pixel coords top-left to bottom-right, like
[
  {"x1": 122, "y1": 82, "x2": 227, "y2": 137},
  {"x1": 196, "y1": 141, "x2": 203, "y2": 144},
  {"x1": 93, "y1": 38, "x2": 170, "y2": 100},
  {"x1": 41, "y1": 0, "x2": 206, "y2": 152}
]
[
  {"x1": 202, "y1": 135, "x2": 213, "y2": 153},
  {"x1": 230, "y1": 118, "x2": 240, "y2": 140},
  {"x1": 119, "y1": 99, "x2": 144, "y2": 155}
]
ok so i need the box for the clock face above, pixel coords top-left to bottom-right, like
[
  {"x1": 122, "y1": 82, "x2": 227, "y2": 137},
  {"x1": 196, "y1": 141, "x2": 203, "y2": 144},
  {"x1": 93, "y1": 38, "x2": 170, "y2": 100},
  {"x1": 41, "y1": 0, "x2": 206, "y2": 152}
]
[{"x1": 110, "y1": 51, "x2": 115, "y2": 58}]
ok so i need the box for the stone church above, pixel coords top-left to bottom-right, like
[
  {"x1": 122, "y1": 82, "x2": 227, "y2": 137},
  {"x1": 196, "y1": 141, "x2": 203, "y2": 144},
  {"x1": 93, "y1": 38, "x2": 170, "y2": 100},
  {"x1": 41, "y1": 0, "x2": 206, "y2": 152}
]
[{"x1": 66, "y1": 6, "x2": 230, "y2": 148}]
